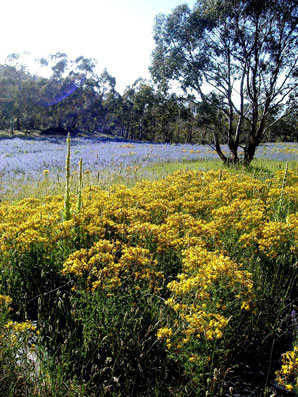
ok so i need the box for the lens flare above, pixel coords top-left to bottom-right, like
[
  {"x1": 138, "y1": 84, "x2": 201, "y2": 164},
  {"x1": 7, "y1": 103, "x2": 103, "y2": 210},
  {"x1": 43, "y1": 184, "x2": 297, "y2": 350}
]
[{"x1": 41, "y1": 76, "x2": 86, "y2": 107}]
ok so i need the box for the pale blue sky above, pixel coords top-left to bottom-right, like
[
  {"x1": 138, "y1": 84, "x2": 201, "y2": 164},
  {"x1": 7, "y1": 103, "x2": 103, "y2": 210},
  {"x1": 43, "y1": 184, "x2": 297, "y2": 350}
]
[{"x1": 1, "y1": 0, "x2": 196, "y2": 92}]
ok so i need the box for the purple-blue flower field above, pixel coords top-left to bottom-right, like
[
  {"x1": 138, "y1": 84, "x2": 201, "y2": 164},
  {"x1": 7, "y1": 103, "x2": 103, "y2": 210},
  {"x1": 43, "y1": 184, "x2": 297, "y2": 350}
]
[{"x1": 1, "y1": 136, "x2": 297, "y2": 178}]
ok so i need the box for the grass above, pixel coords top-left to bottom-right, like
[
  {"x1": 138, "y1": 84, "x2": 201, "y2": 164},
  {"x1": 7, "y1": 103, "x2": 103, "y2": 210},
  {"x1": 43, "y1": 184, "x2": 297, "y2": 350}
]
[{"x1": 147, "y1": 158, "x2": 298, "y2": 184}]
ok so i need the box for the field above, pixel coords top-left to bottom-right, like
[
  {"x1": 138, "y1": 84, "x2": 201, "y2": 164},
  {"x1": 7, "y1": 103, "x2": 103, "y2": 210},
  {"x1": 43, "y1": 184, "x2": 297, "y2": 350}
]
[
  {"x1": 1, "y1": 136, "x2": 298, "y2": 200},
  {"x1": 1, "y1": 136, "x2": 298, "y2": 396}
]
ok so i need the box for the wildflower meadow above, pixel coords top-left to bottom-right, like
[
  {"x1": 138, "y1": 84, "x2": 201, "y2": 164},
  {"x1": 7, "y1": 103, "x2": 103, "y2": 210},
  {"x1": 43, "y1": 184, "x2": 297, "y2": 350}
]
[
  {"x1": 1, "y1": 135, "x2": 298, "y2": 395},
  {"x1": 1, "y1": 136, "x2": 298, "y2": 200}
]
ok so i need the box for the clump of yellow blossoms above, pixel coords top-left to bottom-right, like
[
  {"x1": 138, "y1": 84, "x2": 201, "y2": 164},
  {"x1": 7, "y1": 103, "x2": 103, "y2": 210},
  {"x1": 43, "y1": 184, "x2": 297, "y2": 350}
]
[
  {"x1": 276, "y1": 346, "x2": 298, "y2": 393},
  {"x1": 3, "y1": 320, "x2": 37, "y2": 345},
  {"x1": 157, "y1": 247, "x2": 253, "y2": 349},
  {"x1": 62, "y1": 239, "x2": 163, "y2": 292},
  {"x1": 0, "y1": 295, "x2": 36, "y2": 346},
  {"x1": 0, "y1": 294, "x2": 12, "y2": 308}
]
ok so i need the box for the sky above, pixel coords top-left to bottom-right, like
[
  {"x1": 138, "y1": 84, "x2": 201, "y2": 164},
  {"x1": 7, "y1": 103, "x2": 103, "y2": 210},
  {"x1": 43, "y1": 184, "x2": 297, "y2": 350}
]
[{"x1": 1, "y1": 0, "x2": 196, "y2": 93}]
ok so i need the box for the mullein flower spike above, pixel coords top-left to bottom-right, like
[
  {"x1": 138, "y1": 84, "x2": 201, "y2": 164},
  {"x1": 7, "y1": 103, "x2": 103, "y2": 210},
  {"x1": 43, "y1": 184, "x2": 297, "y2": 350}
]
[
  {"x1": 63, "y1": 132, "x2": 72, "y2": 221},
  {"x1": 77, "y1": 158, "x2": 83, "y2": 212}
]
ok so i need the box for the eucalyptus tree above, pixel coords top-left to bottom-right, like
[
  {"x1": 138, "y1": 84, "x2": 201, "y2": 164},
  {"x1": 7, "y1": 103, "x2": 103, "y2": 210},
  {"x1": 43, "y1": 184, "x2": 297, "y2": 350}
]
[
  {"x1": 152, "y1": 90, "x2": 181, "y2": 142},
  {"x1": 120, "y1": 79, "x2": 194, "y2": 142},
  {"x1": 63, "y1": 56, "x2": 100, "y2": 132},
  {"x1": 174, "y1": 100, "x2": 203, "y2": 143},
  {"x1": 95, "y1": 69, "x2": 120, "y2": 134},
  {"x1": 121, "y1": 79, "x2": 178, "y2": 141},
  {"x1": 121, "y1": 80, "x2": 148, "y2": 140},
  {"x1": 151, "y1": 0, "x2": 298, "y2": 164},
  {"x1": 131, "y1": 79, "x2": 157, "y2": 140},
  {"x1": 0, "y1": 54, "x2": 34, "y2": 132},
  {"x1": 36, "y1": 55, "x2": 113, "y2": 133}
]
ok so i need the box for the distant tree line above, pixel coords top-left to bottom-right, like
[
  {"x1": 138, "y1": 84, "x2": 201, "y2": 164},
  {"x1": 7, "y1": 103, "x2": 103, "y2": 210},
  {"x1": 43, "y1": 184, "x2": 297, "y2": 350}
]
[
  {"x1": 0, "y1": 49, "x2": 297, "y2": 146},
  {"x1": 0, "y1": 53, "x2": 200, "y2": 143}
]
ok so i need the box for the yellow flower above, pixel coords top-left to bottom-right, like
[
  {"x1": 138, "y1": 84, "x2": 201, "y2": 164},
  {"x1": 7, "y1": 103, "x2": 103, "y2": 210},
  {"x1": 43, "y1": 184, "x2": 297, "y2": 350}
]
[{"x1": 157, "y1": 327, "x2": 173, "y2": 340}]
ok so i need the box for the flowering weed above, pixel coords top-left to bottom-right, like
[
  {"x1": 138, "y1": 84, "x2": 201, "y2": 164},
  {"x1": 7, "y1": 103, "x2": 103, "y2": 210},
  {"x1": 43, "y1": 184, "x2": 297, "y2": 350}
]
[{"x1": 0, "y1": 163, "x2": 298, "y2": 394}]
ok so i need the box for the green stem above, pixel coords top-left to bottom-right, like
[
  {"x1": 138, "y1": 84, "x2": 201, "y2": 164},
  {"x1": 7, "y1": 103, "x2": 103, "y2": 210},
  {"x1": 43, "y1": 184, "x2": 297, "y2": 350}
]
[
  {"x1": 63, "y1": 132, "x2": 72, "y2": 221},
  {"x1": 77, "y1": 158, "x2": 83, "y2": 212}
]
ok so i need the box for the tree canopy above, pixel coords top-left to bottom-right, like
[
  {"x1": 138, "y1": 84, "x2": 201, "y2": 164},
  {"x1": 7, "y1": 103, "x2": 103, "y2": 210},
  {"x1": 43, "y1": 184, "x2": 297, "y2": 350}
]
[
  {"x1": 0, "y1": 53, "x2": 203, "y2": 143},
  {"x1": 151, "y1": 0, "x2": 298, "y2": 163}
]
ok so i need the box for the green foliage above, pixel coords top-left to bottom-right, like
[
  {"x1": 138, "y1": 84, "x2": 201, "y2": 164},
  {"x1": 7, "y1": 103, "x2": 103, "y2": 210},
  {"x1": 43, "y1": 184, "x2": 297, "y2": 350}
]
[{"x1": 56, "y1": 289, "x2": 174, "y2": 396}]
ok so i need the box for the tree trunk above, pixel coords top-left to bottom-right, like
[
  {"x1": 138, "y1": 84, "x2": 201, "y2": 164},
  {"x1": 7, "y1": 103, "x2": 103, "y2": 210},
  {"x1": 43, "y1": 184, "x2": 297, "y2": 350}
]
[
  {"x1": 243, "y1": 140, "x2": 258, "y2": 165},
  {"x1": 213, "y1": 132, "x2": 227, "y2": 163},
  {"x1": 16, "y1": 117, "x2": 21, "y2": 131},
  {"x1": 227, "y1": 138, "x2": 239, "y2": 165}
]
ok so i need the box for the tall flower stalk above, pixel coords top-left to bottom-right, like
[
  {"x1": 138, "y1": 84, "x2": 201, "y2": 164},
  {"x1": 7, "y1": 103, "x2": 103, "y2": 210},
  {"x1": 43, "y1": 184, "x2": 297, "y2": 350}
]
[
  {"x1": 62, "y1": 132, "x2": 72, "y2": 221},
  {"x1": 77, "y1": 158, "x2": 83, "y2": 212}
]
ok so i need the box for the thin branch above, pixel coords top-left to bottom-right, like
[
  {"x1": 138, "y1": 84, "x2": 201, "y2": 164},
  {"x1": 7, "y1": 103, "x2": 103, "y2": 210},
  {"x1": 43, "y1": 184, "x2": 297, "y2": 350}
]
[{"x1": 207, "y1": 142, "x2": 216, "y2": 151}]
